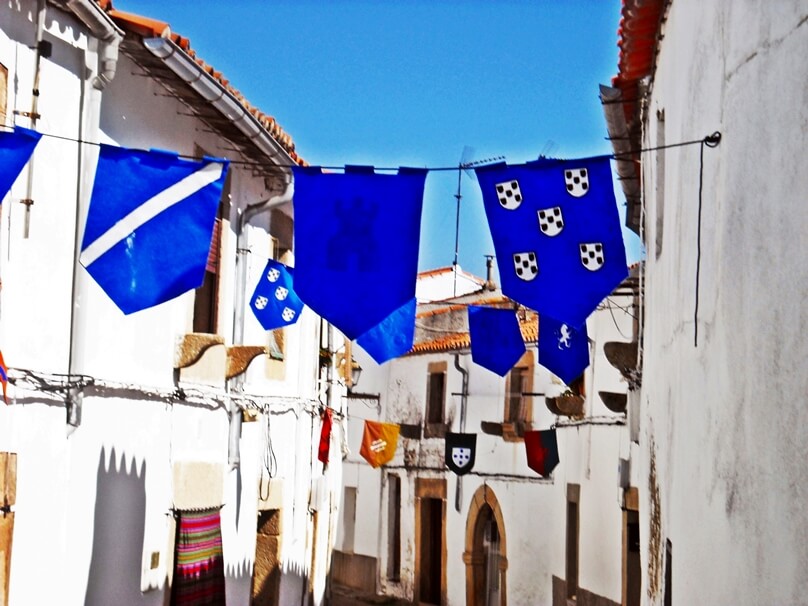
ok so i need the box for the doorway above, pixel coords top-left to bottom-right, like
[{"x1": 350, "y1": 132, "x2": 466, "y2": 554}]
[
  {"x1": 464, "y1": 486, "x2": 507, "y2": 606},
  {"x1": 415, "y1": 478, "x2": 446, "y2": 605}
]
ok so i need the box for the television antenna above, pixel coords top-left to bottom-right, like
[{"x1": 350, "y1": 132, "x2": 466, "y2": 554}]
[{"x1": 452, "y1": 147, "x2": 505, "y2": 296}]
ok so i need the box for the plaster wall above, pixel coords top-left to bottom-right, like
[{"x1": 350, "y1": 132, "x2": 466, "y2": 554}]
[
  {"x1": 0, "y1": 4, "x2": 339, "y2": 605},
  {"x1": 638, "y1": 3, "x2": 808, "y2": 604}
]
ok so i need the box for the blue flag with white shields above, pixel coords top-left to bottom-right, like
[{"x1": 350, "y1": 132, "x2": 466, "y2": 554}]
[
  {"x1": 292, "y1": 166, "x2": 427, "y2": 340},
  {"x1": 250, "y1": 259, "x2": 304, "y2": 330},
  {"x1": 80, "y1": 145, "x2": 228, "y2": 314},
  {"x1": 475, "y1": 156, "x2": 627, "y2": 328},
  {"x1": 538, "y1": 314, "x2": 589, "y2": 385},
  {"x1": 0, "y1": 127, "x2": 42, "y2": 200}
]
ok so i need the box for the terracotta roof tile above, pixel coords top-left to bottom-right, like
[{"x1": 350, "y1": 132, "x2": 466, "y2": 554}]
[
  {"x1": 409, "y1": 311, "x2": 537, "y2": 356},
  {"x1": 103, "y1": 2, "x2": 305, "y2": 165},
  {"x1": 612, "y1": 0, "x2": 666, "y2": 125}
]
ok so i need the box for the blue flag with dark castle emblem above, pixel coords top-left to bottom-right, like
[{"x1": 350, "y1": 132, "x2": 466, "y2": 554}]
[
  {"x1": 475, "y1": 156, "x2": 627, "y2": 328},
  {"x1": 292, "y1": 166, "x2": 427, "y2": 340},
  {"x1": 250, "y1": 259, "x2": 304, "y2": 330},
  {"x1": 538, "y1": 314, "x2": 589, "y2": 385}
]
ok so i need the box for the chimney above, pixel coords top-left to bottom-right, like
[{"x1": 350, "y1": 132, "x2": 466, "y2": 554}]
[{"x1": 484, "y1": 255, "x2": 497, "y2": 291}]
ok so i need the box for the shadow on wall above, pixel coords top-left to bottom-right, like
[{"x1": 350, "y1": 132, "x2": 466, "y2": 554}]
[{"x1": 85, "y1": 447, "x2": 163, "y2": 606}]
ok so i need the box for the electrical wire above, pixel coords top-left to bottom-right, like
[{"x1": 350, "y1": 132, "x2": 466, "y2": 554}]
[{"x1": 1, "y1": 124, "x2": 720, "y2": 175}]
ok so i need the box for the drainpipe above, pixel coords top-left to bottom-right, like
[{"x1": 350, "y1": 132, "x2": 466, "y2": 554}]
[
  {"x1": 454, "y1": 353, "x2": 469, "y2": 512},
  {"x1": 20, "y1": 0, "x2": 47, "y2": 239},
  {"x1": 227, "y1": 176, "x2": 293, "y2": 469},
  {"x1": 64, "y1": 0, "x2": 123, "y2": 90},
  {"x1": 65, "y1": 0, "x2": 122, "y2": 432}
]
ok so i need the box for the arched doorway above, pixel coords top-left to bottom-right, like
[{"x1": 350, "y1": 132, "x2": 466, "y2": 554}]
[{"x1": 463, "y1": 486, "x2": 507, "y2": 606}]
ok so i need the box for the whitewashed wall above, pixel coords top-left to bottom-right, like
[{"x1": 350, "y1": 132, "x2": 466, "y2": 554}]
[
  {"x1": 0, "y1": 4, "x2": 337, "y2": 605},
  {"x1": 638, "y1": 3, "x2": 808, "y2": 604},
  {"x1": 347, "y1": 288, "x2": 634, "y2": 605}
]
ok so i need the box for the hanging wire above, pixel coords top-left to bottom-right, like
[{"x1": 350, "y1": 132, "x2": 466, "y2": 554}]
[{"x1": 1, "y1": 124, "x2": 721, "y2": 174}]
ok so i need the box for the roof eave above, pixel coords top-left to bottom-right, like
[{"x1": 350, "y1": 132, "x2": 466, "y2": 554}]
[{"x1": 141, "y1": 36, "x2": 296, "y2": 170}]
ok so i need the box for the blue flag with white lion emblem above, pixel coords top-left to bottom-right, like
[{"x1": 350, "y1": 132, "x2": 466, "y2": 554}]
[
  {"x1": 80, "y1": 145, "x2": 228, "y2": 314},
  {"x1": 250, "y1": 259, "x2": 304, "y2": 330},
  {"x1": 538, "y1": 314, "x2": 589, "y2": 385},
  {"x1": 292, "y1": 166, "x2": 427, "y2": 340},
  {"x1": 475, "y1": 156, "x2": 627, "y2": 328}
]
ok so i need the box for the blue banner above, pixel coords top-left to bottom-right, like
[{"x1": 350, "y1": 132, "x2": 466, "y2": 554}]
[
  {"x1": 538, "y1": 314, "x2": 589, "y2": 385},
  {"x1": 250, "y1": 259, "x2": 304, "y2": 330},
  {"x1": 292, "y1": 166, "x2": 427, "y2": 340},
  {"x1": 0, "y1": 127, "x2": 42, "y2": 200},
  {"x1": 80, "y1": 145, "x2": 228, "y2": 314},
  {"x1": 356, "y1": 297, "x2": 417, "y2": 364},
  {"x1": 468, "y1": 306, "x2": 526, "y2": 376},
  {"x1": 475, "y1": 156, "x2": 627, "y2": 327}
]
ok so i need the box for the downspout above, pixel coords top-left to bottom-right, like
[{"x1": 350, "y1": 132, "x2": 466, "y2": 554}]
[
  {"x1": 66, "y1": 0, "x2": 123, "y2": 430},
  {"x1": 227, "y1": 176, "x2": 294, "y2": 469},
  {"x1": 64, "y1": 0, "x2": 124, "y2": 90},
  {"x1": 20, "y1": 0, "x2": 47, "y2": 239},
  {"x1": 454, "y1": 353, "x2": 469, "y2": 512}
]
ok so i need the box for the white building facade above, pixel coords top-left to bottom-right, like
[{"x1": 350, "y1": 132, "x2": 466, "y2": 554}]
[
  {"x1": 336, "y1": 272, "x2": 638, "y2": 606},
  {"x1": 0, "y1": 2, "x2": 341, "y2": 605},
  {"x1": 607, "y1": 1, "x2": 808, "y2": 604}
]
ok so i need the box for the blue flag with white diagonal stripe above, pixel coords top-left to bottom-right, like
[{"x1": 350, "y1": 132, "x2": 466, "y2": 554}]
[
  {"x1": 293, "y1": 166, "x2": 427, "y2": 340},
  {"x1": 0, "y1": 126, "x2": 42, "y2": 200},
  {"x1": 538, "y1": 314, "x2": 589, "y2": 385},
  {"x1": 250, "y1": 259, "x2": 304, "y2": 330},
  {"x1": 80, "y1": 145, "x2": 228, "y2": 314},
  {"x1": 468, "y1": 305, "x2": 526, "y2": 376},
  {"x1": 475, "y1": 156, "x2": 627, "y2": 328}
]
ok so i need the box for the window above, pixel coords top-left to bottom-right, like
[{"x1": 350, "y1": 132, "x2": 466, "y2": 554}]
[
  {"x1": 503, "y1": 351, "x2": 534, "y2": 440},
  {"x1": 387, "y1": 474, "x2": 401, "y2": 581},
  {"x1": 192, "y1": 146, "x2": 231, "y2": 334},
  {"x1": 0, "y1": 63, "x2": 7, "y2": 124},
  {"x1": 425, "y1": 361, "x2": 447, "y2": 438},
  {"x1": 664, "y1": 539, "x2": 672, "y2": 606},
  {"x1": 566, "y1": 484, "x2": 580, "y2": 601},
  {"x1": 193, "y1": 217, "x2": 221, "y2": 334},
  {"x1": 342, "y1": 487, "x2": 357, "y2": 553}
]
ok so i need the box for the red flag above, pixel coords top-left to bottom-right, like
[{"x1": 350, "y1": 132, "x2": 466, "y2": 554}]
[
  {"x1": 524, "y1": 429, "x2": 559, "y2": 477},
  {"x1": 318, "y1": 407, "x2": 333, "y2": 466},
  {"x1": 0, "y1": 350, "x2": 7, "y2": 404}
]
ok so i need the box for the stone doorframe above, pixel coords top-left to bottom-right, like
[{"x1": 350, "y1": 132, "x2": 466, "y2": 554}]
[{"x1": 462, "y1": 485, "x2": 508, "y2": 606}]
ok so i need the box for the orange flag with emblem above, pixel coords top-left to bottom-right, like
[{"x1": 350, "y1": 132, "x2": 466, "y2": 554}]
[{"x1": 359, "y1": 420, "x2": 400, "y2": 468}]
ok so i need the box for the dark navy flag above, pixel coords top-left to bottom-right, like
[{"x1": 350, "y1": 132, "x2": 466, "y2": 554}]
[
  {"x1": 445, "y1": 432, "x2": 477, "y2": 476},
  {"x1": 475, "y1": 156, "x2": 627, "y2": 328},
  {"x1": 0, "y1": 126, "x2": 42, "y2": 200},
  {"x1": 292, "y1": 166, "x2": 427, "y2": 340},
  {"x1": 468, "y1": 306, "x2": 526, "y2": 376},
  {"x1": 356, "y1": 297, "x2": 416, "y2": 364},
  {"x1": 250, "y1": 259, "x2": 304, "y2": 330},
  {"x1": 80, "y1": 145, "x2": 228, "y2": 314},
  {"x1": 524, "y1": 429, "x2": 559, "y2": 477},
  {"x1": 538, "y1": 314, "x2": 589, "y2": 385}
]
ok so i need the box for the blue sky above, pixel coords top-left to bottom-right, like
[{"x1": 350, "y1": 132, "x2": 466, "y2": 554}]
[{"x1": 118, "y1": 0, "x2": 639, "y2": 278}]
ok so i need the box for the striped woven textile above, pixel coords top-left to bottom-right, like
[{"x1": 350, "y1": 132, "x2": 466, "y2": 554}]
[{"x1": 171, "y1": 509, "x2": 226, "y2": 606}]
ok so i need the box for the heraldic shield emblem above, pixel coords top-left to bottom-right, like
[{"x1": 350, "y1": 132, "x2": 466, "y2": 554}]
[{"x1": 445, "y1": 432, "x2": 477, "y2": 476}]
